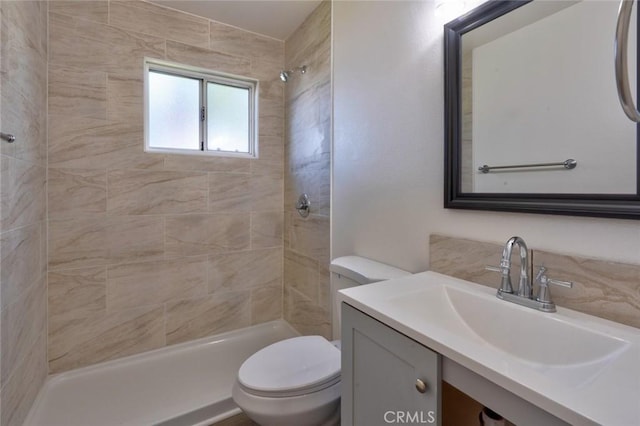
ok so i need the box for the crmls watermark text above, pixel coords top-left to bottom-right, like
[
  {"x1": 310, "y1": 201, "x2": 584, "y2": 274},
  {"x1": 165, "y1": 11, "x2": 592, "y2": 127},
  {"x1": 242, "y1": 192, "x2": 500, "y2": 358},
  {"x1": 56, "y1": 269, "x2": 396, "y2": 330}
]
[{"x1": 384, "y1": 411, "x2": 436, "y2": 424}]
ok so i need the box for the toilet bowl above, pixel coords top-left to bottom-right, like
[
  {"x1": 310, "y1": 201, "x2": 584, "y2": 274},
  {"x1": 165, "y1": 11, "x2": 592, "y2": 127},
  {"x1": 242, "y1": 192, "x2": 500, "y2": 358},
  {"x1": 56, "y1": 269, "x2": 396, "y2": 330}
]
[
  {"x1": 232, "y1": 256, "x2": 411, "y2": 426},
  {"x1": 232, "y1": 336, "x2": 341, "y2": 426}
]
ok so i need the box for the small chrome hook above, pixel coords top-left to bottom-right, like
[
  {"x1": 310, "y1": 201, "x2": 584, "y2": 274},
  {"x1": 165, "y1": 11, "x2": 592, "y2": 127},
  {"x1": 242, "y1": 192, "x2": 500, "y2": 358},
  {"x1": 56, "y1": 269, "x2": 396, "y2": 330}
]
[{"x1": 1, "y1": 132, "x2": 15, "y2": 143}]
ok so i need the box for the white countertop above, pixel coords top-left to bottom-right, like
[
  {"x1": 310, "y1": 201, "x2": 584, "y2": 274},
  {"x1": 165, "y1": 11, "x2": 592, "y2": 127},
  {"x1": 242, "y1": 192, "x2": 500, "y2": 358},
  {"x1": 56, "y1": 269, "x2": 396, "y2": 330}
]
[{"x1": 339, "y1": 271, "x2": 640, "y2": 426}]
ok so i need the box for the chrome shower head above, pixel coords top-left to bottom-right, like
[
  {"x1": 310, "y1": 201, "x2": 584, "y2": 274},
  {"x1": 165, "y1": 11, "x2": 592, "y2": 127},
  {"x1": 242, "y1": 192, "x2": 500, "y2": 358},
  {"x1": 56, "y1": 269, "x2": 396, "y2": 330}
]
[{"x1": 279, "y1": 65, "x2": 307, "y2": 83}]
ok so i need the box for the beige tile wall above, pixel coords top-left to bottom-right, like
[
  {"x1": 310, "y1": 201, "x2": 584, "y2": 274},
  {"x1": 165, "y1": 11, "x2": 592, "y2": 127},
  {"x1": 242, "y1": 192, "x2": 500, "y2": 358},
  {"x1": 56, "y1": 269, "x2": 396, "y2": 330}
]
[
  {"x1": 47, "y1": 0, "x2": 285, "y2": 373},
  {"x1": 283, "y1": 1, "x2": 332, "y2": 338},
  {"x1": 0, "y1": 2, "x2": 49, "y2": 425},
  {"x1": 430, "y1": 235, "x2": 640, "y2": 329}
]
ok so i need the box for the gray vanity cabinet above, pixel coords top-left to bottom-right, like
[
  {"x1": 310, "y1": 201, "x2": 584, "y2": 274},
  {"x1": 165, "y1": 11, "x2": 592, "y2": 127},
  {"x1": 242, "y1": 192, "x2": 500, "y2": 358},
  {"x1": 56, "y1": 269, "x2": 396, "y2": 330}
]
[{"x1": 341, "y1": 303, "x2": 441, "y2": 426}]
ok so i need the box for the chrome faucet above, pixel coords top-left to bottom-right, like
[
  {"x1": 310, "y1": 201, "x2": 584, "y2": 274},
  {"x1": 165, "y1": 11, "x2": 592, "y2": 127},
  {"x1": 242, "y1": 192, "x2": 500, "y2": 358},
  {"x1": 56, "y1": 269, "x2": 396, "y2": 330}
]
[
  {"x1": 487, "y1": 236, "x2": 573, "y2": 313},
  {"x1": 499, "y1": 236, "x2": 530, "y2": 298}
]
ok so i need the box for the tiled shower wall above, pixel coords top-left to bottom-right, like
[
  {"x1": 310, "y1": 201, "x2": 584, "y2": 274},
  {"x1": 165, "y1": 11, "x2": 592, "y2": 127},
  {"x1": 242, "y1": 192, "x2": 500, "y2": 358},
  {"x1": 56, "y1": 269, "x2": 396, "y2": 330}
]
[
  {"x1": 0, "y1": 2, "x2": 48, "y2": 425},
  {"x1": 47, "y1": 0, "x2": 285, "y2": 373},
  {"x1": 283, "y1": 1, "x2": 332, "y2": 338}
]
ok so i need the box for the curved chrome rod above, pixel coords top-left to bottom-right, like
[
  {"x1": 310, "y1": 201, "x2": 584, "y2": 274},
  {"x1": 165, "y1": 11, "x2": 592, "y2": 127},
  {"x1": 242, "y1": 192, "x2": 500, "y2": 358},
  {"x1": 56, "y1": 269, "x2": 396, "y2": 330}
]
[
  {"x1": 478, "y1": 159, "x2": 577, "y2": 174},
  {"x1": 615, "y1": 0, "x2": 640, "y2": 122}
]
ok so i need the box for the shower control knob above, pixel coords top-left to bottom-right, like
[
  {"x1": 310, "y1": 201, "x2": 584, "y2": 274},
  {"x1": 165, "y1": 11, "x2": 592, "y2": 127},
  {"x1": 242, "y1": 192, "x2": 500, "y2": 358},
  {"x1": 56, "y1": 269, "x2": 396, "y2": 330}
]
[{"x1": 415, "y1": 378, "x2": 427, "y2": 393}]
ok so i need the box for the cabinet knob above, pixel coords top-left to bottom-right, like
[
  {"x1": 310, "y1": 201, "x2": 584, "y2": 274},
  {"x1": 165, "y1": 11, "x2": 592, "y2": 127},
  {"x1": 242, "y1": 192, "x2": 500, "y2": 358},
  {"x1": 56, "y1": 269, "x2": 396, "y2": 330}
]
[{"x1": 415, "y1": 378, "x2": 427, "y2": 393}]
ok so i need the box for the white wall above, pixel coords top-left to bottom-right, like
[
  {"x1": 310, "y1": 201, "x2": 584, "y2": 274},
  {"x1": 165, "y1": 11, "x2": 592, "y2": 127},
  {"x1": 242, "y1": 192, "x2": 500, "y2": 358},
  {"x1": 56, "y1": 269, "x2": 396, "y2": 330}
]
[{"x1": 332, "y1": 0, "x2": 640, "y2": 273}]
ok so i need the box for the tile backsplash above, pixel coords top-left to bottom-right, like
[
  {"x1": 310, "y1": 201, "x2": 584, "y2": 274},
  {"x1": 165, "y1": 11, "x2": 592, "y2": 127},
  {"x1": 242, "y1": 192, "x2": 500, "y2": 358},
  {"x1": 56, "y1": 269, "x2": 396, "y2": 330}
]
[
  {"x1": 47, "y1": 0, "x2": 285, "y2": 373},
  {"x1": 430, "y1": 235, "x2": 640, "y2": 329}
]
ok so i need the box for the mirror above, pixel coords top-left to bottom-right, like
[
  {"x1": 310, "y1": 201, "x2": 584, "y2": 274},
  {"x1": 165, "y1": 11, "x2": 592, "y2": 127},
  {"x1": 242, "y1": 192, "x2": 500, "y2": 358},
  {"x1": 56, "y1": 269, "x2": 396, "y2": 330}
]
[{"x1": 445, "y1": 0, "x2": 640, "y2": 219}]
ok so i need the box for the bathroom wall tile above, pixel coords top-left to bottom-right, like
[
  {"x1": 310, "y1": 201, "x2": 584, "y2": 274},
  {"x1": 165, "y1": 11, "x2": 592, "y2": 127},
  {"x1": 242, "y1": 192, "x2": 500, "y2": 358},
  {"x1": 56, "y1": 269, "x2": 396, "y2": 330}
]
[
  {"x1": 48, "y1": 168, "x2": 107, "y2": 219},
  {"x1": 49, "y1": 0, "x2": 108, "y2": 24},
  {"x1": 165, "y1": 291, "x2": 251, "y2": 345},
  {"x1": 48, "y1": 267, "x2": 107, "y2": 319},
  {"x1": 107, "y1": 169, "x2": 208, "y2": 215},
  {"x1": 48, "y1": 65, "x2": 107, "y2": 119},
  {"x1": 285, "y1": 1, "x2": 331, "y2": 73},
  {"x1": 48, "y1": 304, "x2": 165, "y2": 373},
  {"x1": 106, "y1": 75, "x2": 143, "y2": 121},
  {"x1": 318, "y1": 262, "x2": 331, "y2": 313},
  {"x1": 1, "y1": 223, "x2": 42, "y2": 310},
  {"x1": 1, "y1": 332, "x2": 47, "y2": 426},
  {"x1": 1, "y1": 81, "x2": 47, "y2": 164},
  {"x1": 252, "y1": 136, "x2": 284, "y2": 177},
  {"x1": 49, "y1": 12, "x2": 165, "y2": 75},
  {"x1": 284, "y1": 286, "x2": 331, "y2": 339},
  {"x1": 166, "y1": 40, "x2": 252, "y2": 76},
  {"x1": 259, "y1": 116, "x2": 285, "y2": 142},
  {"x1": 105, "y1": 216, "x2": 165, "y2": 264},
  {"x1": 1, "y1": 0, "x2": 47, "y2": 59},
  {"x1": 429, "y1": 234, "x2": 529, "y2": 289},
  {"x1": 258, "y1": 96, "x2": 285, "y2": 139},
  {"x1": 284, "y1": 250, "x2": 318, "y2": 302},
  {"x1": 1, "y1": 55, "x2": 46, "y2": 156},
  {"x1": 289, "y1": 214, "x2": 330, "y2": 264},
  {"x1": 285, "y1": 167, "x2": 330, "y2": 216},
  {"x1": 1, "y1": 276, "x2": 46, "y2": 386},
  {"x1": 48, "y1": 216, "x2": 165, "y2": 270},
  {"x1": 286, "y1": 86, "x2": 331, "y2": 165},
  {"x1": 209, "y1": 21, "x2": 283, "y2": 66},
  {"x1": 251, "y1": 211, "x2": 283, "y2": 249},
  {"x1": 533, "y1": 250, "x2": 640, "y2": 329},
  {"x1": 209, "y1": 173, "x2": 252, "y2": 213},
  {"x1": 209, "y1": 248, "x2": 282, "y2": 293},
  {"x1": 251, "y1": 285, "x2": 283, "y2": 325},
  {"x1": 110, "y1": 1, "x2": 210, "y2": 48},
  {"x1": 251, "y1": 173, "x2": 283, "y2": 212},
  {"x1": 164, "y1": 155, "x2": 250, "y2": 174},
  {"x1": 283, "y1": 212, "x2": 292, "y2": 248},
  {"x1": 0, "y1": 156, "x2": 46, "y2": 231},
  {"x1": 165, "y1": 214, "x2": 250, "y2": 257},
  {"x1": 252, "y1": 75, "x2": 283, "y2": 102},
  {"x1": 48, "y1": 217, "x2": 107, "y2": 270},
  {"x1": 107, "y1": 257, "x2": 208, "y2": 311},
  {"x1": 48, "y1": 116, "x2": 163, "y2": 170}
]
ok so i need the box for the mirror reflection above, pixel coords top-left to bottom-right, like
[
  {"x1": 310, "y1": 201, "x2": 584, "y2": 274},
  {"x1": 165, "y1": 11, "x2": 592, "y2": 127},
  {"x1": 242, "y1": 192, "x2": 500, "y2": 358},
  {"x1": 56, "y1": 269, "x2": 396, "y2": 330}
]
[{"x1": 460, "y1": 0, "x2": 637, "y2": 194}]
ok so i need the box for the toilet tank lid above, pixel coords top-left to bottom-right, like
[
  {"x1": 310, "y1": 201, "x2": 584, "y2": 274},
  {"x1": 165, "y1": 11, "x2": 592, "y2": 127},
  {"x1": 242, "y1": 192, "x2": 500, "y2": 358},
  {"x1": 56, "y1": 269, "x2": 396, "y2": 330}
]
[{"x1": 329, "y1": 256, "x2": 410, "y2": 284}]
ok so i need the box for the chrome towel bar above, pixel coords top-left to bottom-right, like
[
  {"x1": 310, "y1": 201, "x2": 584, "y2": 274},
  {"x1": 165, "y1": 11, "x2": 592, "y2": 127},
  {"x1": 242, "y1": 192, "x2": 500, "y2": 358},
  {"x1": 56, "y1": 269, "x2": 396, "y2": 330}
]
[{"x1": 478, "y1": 159, "x2": 577, "y2": 174}]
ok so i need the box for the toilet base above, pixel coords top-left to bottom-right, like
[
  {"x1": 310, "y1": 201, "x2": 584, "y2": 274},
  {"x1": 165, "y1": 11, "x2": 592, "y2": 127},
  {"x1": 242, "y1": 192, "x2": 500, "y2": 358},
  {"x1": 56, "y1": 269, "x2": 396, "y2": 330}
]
[{"x1": 232, "y1": 380, "x2": 341, "y2": 426}]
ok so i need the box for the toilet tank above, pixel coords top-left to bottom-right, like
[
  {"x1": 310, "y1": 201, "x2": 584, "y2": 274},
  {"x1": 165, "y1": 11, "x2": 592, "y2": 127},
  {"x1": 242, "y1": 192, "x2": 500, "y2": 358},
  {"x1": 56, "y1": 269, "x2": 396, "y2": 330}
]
[{"x1": 330, "y1": 256, "x2": 410, "y2": 339}]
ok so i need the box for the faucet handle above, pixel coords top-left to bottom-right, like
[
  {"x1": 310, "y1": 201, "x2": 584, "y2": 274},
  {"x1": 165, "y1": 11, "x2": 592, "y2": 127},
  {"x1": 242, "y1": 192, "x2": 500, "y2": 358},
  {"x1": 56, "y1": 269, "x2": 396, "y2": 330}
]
[
  {"x1": 534, "y1": 266, "x2": 573, "y2": 305},
  {"x1": 485, "y1": 265, "x2": 514, "y2": 294}
]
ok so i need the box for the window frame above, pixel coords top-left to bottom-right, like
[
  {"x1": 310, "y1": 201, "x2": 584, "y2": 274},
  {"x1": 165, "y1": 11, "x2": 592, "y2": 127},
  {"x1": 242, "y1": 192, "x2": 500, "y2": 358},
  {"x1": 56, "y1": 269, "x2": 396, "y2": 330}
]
[{"x1": 144, "y1": 58, "x2": 259, "y2": 159}]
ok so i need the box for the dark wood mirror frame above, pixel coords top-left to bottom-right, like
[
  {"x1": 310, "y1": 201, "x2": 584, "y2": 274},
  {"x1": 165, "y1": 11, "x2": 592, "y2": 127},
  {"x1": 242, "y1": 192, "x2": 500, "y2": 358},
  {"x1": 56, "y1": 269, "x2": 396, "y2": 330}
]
[{"x1": 444, "y1": 0, "x2": 640, "y2": 220}]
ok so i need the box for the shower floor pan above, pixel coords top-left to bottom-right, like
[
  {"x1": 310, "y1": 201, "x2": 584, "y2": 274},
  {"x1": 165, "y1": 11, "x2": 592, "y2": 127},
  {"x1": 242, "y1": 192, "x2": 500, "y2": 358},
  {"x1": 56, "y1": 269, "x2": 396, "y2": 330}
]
[{"x1": 24, "y1": 320, "x2": 298, "y2": 426}]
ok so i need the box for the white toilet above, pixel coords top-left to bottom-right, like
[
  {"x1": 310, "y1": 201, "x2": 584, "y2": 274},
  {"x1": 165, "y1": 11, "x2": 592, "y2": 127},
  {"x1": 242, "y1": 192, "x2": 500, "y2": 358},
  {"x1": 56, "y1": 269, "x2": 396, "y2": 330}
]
[{"x1": 232, "y1": 256, "x2": 411, "y2": 426}]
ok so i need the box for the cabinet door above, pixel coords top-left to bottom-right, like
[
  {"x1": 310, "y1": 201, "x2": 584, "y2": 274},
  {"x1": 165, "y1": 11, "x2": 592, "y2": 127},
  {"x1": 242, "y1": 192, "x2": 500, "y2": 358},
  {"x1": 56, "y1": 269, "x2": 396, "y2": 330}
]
[{"x1": 342, "y1": 303, "x2": 441, "y2": 426}]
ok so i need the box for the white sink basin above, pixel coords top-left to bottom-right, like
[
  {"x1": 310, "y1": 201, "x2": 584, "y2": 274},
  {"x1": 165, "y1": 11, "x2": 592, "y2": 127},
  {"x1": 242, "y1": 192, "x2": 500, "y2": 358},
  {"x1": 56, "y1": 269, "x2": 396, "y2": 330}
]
[
  {"x1": 445, "y1": 286, "x2": 629, "y2": 366},
  {"x1": 339, "y1": 271, "x2": 640, "y2": 426}
]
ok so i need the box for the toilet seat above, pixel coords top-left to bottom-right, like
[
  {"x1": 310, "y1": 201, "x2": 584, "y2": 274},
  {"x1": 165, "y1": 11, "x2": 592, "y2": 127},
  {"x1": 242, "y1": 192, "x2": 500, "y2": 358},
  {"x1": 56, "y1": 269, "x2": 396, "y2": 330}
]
[{"x1": 238, "y1": 336, "x2": 341, "y2": 398}]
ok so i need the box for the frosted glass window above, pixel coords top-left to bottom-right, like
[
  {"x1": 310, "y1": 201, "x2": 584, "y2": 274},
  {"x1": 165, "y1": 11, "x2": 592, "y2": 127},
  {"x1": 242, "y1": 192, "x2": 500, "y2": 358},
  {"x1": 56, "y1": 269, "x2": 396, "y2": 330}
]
[
  {"x1": 145, "y1": 59, "x2": 257, "y2": 158},
  {"x1": 207, "y1": 83, "x2": 250, "y2": 153},
  {"x1": 148, "y1": 71, "x2": 200, "y2": 150}
]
